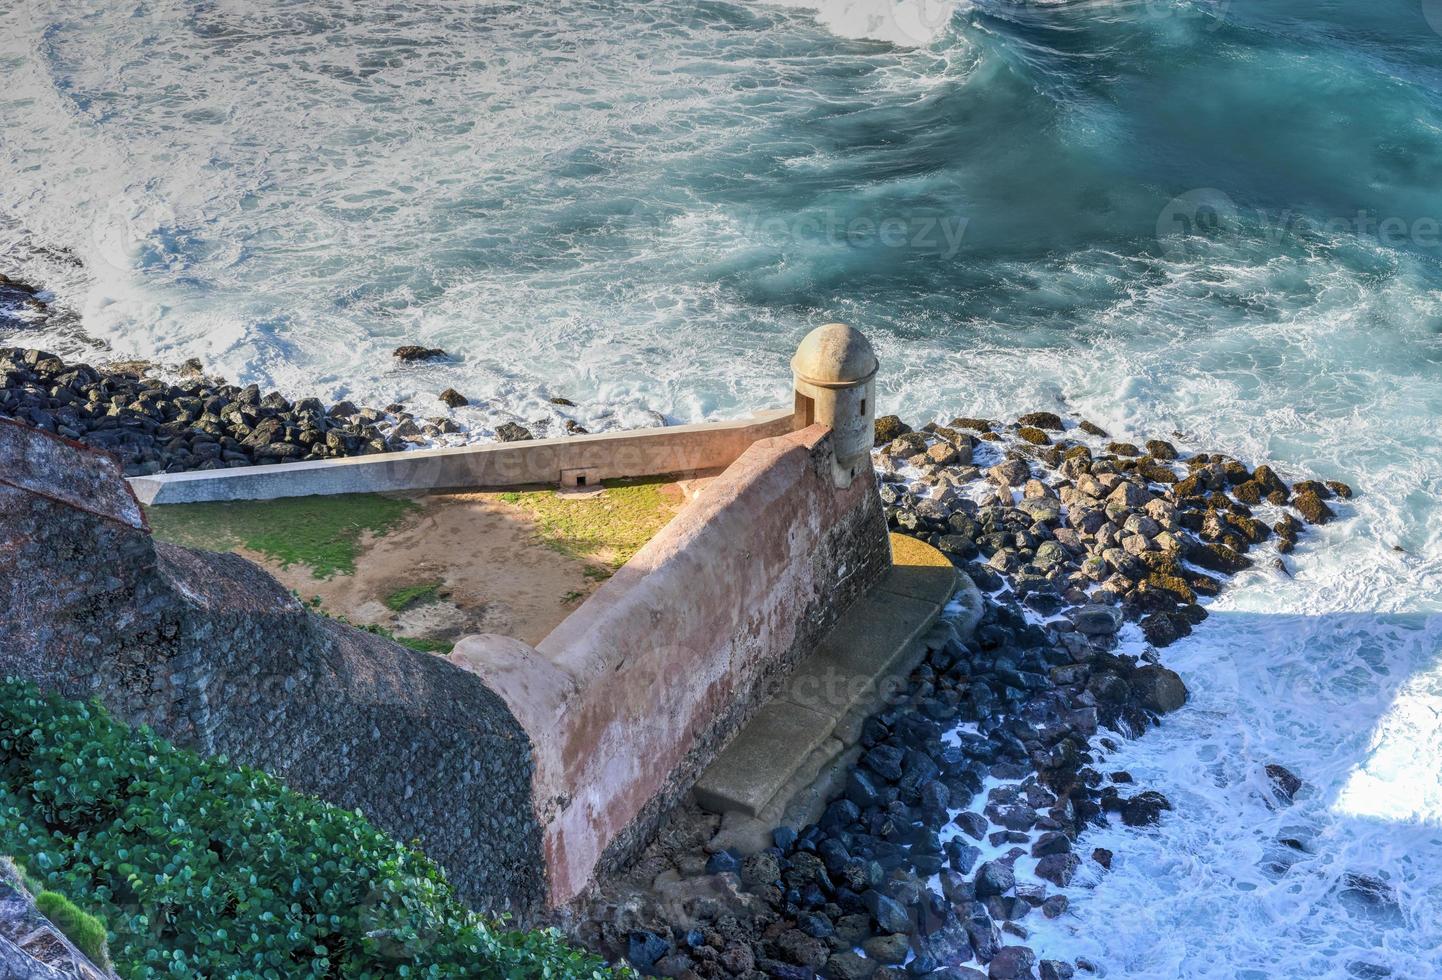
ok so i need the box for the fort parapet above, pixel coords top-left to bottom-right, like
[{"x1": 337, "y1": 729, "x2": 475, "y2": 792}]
[{"x1": 1, "y1": 324, "x2": 926, "y2": 912}]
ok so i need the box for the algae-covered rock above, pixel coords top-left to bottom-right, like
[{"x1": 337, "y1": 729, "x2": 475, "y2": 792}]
[
  {"x1": 1017, "y1": 411, "x2": 1064, "y2": 431},
  {"x1": 1293, "y1": 490, "x2": 1336, "y2": 525},
  {"x1": 873, "y1": 415, "x2": 911, "y2": 446}
]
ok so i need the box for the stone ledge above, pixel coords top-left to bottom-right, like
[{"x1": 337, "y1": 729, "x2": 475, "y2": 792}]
[{"x1": 693, "y1": 533, "x2": 964, "y2": 824}]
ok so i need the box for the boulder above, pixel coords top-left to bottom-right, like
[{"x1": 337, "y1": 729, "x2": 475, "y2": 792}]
[
  {"x1": 1121, "y1": 791, "x2": 1173, "y2": 827},
  {"x1": 987, "y1": 946, "x2": 1037, "y2": 979},
  {"x1": 974, "y1": 861, "x2": 1015, "y2": 898},
  {"x1": 1265, "y1": 764, "x2": 1304, "y2": 804},
  {"x1": 1130, "y1": 665, "x2": 1188, "y2": 713},
  {"x1": 1069, "y1": 604, "x2": 1122, "y2": 636},
  {"x1": 987, "y1": 460, "x2": 1031, "y2": 488},
  {"x1": 862, "y1": 934, "x2": 910, "y2": 965},
  {"x1": 865, "y1": 891, "x2": 912, "y2": 935},
  {"x1": 1033, "y1": 853, "x2": 1080, "y2": 888},
  {"x1": 1017, "y1": 412, "x2": 1064, "y2": 431},
  {"x1": 1107, "y1": 482, "x2": 1150, "y2": 508},
  {"x1": 874, "y1": 415, "x2": 911, "y2": 446},
  {"x1": 1293, "y1": 490, "x2": 1335, "y2": 525},
  {"x1": 825, "y1": 951, "x2": 878, "y2": 980},
  {"x1": 437, "y1": 388, "x2": 469, "y2": 408},
  {"x1": 928, "y1": 441, "x2": 962, "y2": 465},
  {"x1": 393, "y1": 345, "x2": 447, "y2": 362}
]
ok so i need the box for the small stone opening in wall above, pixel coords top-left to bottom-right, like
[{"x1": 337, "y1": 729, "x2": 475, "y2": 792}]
[
  {"x1": 795, "y1": 392, "x2": 816, "y2": 427},
  {"x1": 560, "y1": 466, "x2": 602, "y2": 488},
  {"x1": 860, "y1": 398, "x2": 866, "y2": 416}
]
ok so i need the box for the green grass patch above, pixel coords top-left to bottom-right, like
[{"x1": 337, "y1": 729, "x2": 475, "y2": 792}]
[
  {"x1": 146, "y1": 493, "x2": 419, "y2": 578},
  {"x1": 395, "y1": 635, "x2": 455, "y2": 655},
  {"x1": 34, "y1": 890, "x2": 112, "y2": 971},
  {"x1": 0, "y1": 678, "x2": 625, "y2": 978},
  {"x1": 499, "y1": 478, "x2": 677, "y2": 570},
  {"x1": 385, "y1": 580, "x2": 445, "y2": 612}
]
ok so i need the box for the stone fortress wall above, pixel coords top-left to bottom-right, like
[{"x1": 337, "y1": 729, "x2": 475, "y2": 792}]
[{"x1": 1, "y1": 324, "x2": 900, "y2": 913}]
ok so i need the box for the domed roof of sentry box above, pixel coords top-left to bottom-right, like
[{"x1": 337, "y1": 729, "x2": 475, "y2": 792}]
[{"x1": 791, "y1": 322, "x2": 878, "y2": 388}]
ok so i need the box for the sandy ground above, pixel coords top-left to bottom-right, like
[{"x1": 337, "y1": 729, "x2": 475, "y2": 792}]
[{"x1": 250, "y1": 480, "x2": 704, "y2": 647}]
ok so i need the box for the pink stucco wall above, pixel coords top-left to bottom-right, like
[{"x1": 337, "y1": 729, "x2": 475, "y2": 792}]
[{"x1": 449, "y1": 424, "x2": 890, "y2": 907}]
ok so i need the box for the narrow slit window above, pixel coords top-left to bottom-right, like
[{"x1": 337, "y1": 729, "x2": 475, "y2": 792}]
[{"x1": 859, "y1": 398, "x2": 866, "y2": 416}]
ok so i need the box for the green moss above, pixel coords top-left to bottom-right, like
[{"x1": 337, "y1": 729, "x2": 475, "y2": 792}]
[
  {"x1": 146, "y1": 493, "x2": 419, "y2": 578},
  {"x1": 33, "y1": 890, "x2": 111, "y2": 971},
  {"x1": 385, "y1": 580, "x2": 445, "y2": 612},
  {"x1": 395, "y1": 635, "x2": 455, "y2": 655},
  {"x1": 499, "y1": 478, "x2": 677, "y2": 570}
]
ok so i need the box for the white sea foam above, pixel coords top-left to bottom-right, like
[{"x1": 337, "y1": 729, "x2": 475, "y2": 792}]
[
  {"x1": 2, "y1": 1, "x2": 1440, "y2": 974},
  {"x1": 758, "y1": 0, "x2": 968, "y2": 46}
]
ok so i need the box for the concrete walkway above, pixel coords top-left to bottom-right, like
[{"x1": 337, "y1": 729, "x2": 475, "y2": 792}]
[{"x1": 694, "y1": 534, "x2": 980, "y2": 839}]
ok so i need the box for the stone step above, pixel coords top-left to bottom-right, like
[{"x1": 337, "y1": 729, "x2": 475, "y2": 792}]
[{"x1": 693, "y1": 533, "x2": 974, "y2": 822}]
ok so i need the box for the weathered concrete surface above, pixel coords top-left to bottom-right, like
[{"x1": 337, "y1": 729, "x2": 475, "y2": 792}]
[
  {"x1": 449, "y1": 424, "x2": 892, "y2": 907},
  {"x1": 128, "y1": 408, "x2": 798, "y2": 505},
  {"x1": 693, "y1": 533, "x2": 963, "y2": 820},
  {"x1": 0, "y1": 418, "x2": 544, "y2": 912}
]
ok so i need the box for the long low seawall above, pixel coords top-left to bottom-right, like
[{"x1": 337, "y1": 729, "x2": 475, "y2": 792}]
[{"x1": 128, "y1": 409, "x2": 799, "y2": 504}]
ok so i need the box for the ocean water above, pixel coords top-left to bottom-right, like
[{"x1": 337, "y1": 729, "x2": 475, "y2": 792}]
[{"x1": 2, "y1": 0, "x2": 1441, "y2": 975}]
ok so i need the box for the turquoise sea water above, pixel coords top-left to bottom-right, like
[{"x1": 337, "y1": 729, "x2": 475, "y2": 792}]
[{"x1": 2, "y1": 1, "x2": 1440, "y2": 975}]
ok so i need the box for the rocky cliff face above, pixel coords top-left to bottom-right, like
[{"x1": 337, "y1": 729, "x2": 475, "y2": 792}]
[{"x1": 0, "y1": 418, "x2": 545, "y2": 912}]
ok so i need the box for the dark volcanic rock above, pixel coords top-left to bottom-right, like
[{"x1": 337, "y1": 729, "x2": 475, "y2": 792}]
[
  {"x1": 393, "y1": 345, "x2": 448, "y2": 362},
  {"x1": 494, "y1": 421, "x2": 534, "y2": 442},
  {"x1": 437, "y1": 387, "x2": 469, "y2": 407},
  {"x1": 987, "y1": 945, "x2": 1037, "y2": 979},
  {"x1": 1265, "y1": 764, "x2": 1304, "y2": 804},
  {"x1": 974, "y1": 861, "x2": 1015, "y2": 898},
  {"x1": 1130, "y1": 665, "x2": 1189, "y2": 713},
  {"x1": 1017, "y1": 412, "x2": 1063, "y2": 431},
  {"x1": 1034, "y1": 853, "x2": 1080, "y2": 888},
  {"x1": 1121, "y1": 791, "x2": 1173, "y2": 827}
]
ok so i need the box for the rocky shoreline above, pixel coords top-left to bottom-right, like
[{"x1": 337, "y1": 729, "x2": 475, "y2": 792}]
[
  {"x1": 571, "y1": 413, "x2": 1349, "y2": 980},
  {"x1": 0, "y1": 311, "x2": 1355, "y2": 978},
  {"x1": 0, "y1": 346, "x2": 549, "y2": 478}
]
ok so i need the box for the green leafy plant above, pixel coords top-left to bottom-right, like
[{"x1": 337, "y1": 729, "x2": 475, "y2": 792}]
[{"x1": 0, "y1": 679, "x2": 626, "y2": 978}]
